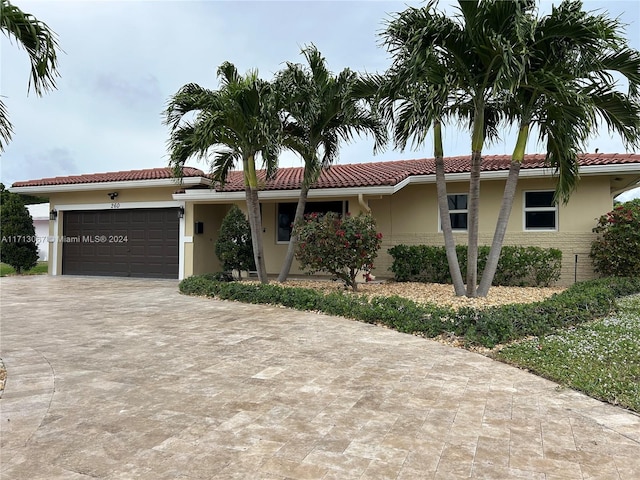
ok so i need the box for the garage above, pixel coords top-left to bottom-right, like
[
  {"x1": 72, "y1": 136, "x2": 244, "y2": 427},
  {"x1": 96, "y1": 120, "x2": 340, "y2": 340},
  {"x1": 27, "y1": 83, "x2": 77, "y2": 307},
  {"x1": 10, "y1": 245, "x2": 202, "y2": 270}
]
[{"x1": 62, "y1": 208, "x2": 179, "y2": 279}]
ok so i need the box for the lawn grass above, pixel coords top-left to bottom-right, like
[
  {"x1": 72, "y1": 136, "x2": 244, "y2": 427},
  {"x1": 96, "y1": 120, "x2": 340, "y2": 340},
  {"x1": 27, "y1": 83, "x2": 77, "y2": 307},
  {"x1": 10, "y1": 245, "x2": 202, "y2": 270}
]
[
  {"x1": 494, "y1": 294, "x2": 640, "y2": 413},
  {"x1": 0, "y1": 262, "x2": 48, "y2": 277}
]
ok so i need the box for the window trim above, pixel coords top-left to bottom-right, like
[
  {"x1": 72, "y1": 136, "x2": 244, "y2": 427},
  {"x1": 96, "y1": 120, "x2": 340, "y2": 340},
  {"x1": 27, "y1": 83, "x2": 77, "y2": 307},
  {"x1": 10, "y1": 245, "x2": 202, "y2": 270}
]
[
  {"x1": 438, "y1": 192, "x2": 468, "y2": 232},
  {"x1": 523, "y1": 190, "x2": 558, "y2": 231},
  {"x1": 276, "y1": 200, "x2": 347, "y2": 244}
]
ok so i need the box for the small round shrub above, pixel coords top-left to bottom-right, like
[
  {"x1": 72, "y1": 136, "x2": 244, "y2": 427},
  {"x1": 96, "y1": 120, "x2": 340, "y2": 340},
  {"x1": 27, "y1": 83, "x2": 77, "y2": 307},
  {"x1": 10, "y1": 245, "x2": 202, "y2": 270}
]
[
  {"x1": 294, "y1": 212, "x2": 383, "y2": 291},
  {"x1": 214, "y1": 205, "x2": 255, "y2": 276}
]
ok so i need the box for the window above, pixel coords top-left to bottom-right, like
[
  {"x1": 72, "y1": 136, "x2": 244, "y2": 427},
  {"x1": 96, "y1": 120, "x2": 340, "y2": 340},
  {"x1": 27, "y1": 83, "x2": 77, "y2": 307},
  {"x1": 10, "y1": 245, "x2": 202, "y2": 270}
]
[
  {"x1": 439, "y1": 194, "x2": 468, "y2": 231},
  {"x1": 524, "y1": 191, "x2": 557, "y2": 230},
  {"x1": 277, "y1": 201, "x2": 346, "y2": 242}
]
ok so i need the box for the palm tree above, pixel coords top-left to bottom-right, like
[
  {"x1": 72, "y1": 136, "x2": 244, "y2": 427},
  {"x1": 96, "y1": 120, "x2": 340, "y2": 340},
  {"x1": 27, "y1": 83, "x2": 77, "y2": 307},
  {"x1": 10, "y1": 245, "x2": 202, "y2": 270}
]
[
  {"x1": 382, "y1": 0, "x2": 529, "y2": 297},
  {"x1": 382, "y1": 0, "x2": 640, "y2": 297},
  {"x1": 1, "y1": 0, "x2": 60, "y2": 151},
  {"x1": 275, "y1": 45, "x2": 386, "y2": 282},
  {"x1": 164, "y1": 62, "x2": 284, "y2": 284},
  {"x1": 372, "y1": 58, "x2": 468, "y2": 295},
  {"x1": 476, "y1": 1, "x2": 640, "y2": 296}
]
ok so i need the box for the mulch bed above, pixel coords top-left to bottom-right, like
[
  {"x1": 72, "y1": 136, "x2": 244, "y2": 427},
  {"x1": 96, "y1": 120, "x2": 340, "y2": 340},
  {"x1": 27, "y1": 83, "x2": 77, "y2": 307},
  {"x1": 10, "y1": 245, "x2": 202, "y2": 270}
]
[{"x1": 270, "y1": 279, "x2": 564, "y2": 310}]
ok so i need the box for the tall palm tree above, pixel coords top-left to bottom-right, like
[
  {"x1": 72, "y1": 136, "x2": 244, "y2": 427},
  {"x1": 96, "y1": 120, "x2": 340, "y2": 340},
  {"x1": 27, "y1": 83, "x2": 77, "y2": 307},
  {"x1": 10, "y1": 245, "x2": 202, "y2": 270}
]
[
  {"x1": 372, "y1": 57, "x2": 468, "y2": 295},
  {"x1": 164, "y1": 62, "x2": 284, "y2": 284},
  {"x1": 382, "y1": 0, "x2": 529, "y2": 297},
  {"x1": 476, "y1": 0, "x2": 640, "y2": 296},
  {"x1": 275, "y1": 45, "x2": 386, "y2": 282},
  {"x1": 1, "y1": 0, "x2": 60, "y2": 151}
]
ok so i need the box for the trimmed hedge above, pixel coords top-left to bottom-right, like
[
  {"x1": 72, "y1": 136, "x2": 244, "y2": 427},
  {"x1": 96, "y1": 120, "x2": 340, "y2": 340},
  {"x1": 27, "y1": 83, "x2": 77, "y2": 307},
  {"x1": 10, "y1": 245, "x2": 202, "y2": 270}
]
[
  {"x1": 387, "y1": 244, "x2": 562, "y2": 287},
  {"x1": 179, "y1": 275, "x2": 640, "y2": 348}
]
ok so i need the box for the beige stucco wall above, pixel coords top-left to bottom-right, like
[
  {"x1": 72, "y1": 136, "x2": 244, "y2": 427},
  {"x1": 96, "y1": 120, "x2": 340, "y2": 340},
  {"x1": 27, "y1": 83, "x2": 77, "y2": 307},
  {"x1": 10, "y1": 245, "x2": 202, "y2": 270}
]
[
  {"x1": 49, "y1": 187, "x2": 179, "y2": 206},
  {"x1": 371, "y1": 176, "x2": 613, "y2": 286},
  {"x1": 191, "y1": 204, "x2": 227, "y2": 275}
]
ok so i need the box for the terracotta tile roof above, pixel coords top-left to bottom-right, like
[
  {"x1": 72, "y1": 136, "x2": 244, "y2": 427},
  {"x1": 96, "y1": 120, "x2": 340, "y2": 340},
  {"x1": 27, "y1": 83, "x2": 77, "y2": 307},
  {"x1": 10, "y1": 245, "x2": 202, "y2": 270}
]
[
  {"x1": 11, "y1": 153, "x2": 638, "y2": 190},
  {"x1": 213, "y1": 153, "x2": 640, "y2": 192},
  {"x1": 11, "y1": 167, "x2": 206, "y2": 188}
]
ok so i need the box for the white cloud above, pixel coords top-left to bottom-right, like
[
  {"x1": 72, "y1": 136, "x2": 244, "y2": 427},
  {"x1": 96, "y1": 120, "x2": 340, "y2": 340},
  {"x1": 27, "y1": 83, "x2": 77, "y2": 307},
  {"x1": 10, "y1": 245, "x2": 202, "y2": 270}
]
[{"x1": 1, "y1": 0, "x2": 638, "y2": 186}]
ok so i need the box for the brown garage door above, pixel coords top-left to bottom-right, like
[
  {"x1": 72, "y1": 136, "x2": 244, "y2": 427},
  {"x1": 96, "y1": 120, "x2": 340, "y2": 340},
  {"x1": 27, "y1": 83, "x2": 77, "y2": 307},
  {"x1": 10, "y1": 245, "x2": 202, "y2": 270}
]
[{"x1": 62, "y1": 208, "x2": 179, "y2": 279}]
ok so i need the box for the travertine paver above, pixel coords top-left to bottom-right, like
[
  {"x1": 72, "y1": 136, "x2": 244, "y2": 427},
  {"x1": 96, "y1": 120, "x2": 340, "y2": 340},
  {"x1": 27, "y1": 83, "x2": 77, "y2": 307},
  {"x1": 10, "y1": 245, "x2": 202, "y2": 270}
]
[{"x1": 1, "y1": 275, "x2": 639, "y2": 479}]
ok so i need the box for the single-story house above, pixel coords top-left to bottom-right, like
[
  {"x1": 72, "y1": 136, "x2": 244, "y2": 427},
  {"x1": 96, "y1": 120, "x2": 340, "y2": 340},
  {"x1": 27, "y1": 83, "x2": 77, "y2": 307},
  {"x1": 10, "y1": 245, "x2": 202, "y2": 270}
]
[{"x1": 10, "y1": 153, "x2": 640, "y2": 285}]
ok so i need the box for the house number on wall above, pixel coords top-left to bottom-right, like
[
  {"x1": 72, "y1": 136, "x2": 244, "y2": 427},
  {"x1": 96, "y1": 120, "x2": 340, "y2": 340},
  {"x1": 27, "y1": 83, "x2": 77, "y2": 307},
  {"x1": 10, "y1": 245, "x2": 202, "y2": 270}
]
[{"x1": 111, "y1": 203, "x2": 120, "y2": 209}]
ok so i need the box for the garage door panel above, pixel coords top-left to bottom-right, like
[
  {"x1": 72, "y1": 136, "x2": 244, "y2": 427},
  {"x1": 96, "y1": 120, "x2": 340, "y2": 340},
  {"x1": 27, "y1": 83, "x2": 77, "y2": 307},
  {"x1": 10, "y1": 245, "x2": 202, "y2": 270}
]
[
  {"x1": 63, "y1": 208, "x2": 179, "y2": 278},
  {"x1": 82, "y1": 213, "x2": 99, "y2": 225},
  {"x1": 95, "y1": 245, "x2": 112, "y2": 257},
  {"x1": 98, "y1": 214, "x2": 114, "y2": 225},
  {"x1": 112, "y1": 244, "x2": 129, "y2": 256},
  {"x1": 131, "y1": 211, "x2": 147, "y2": 222},
  {"x1": 129, "y1": 230, "x2": 146, "y2": 241}
]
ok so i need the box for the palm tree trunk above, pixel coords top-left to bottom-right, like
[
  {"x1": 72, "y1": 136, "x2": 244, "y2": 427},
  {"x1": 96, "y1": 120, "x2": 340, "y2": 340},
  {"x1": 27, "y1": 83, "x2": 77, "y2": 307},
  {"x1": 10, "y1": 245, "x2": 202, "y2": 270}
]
[
  {"x1": 477, "y1": 124, "x2": 528, "y2": 297},
  {"x1": 245, "y1": 187, "x2": 268, "y2": 283},
  {"x1": 244, "y1": 154, "x2": 269, "y2": 284},
  {"x1": 466, "y1": 103, "x2": 484, "y2": 298},
  {"x1": 277, "y1": 185, "x2": 310, "y2": 282},
  {"x1": 477, "y1": 160, "x2": 521, "y2": 296},
  {"x1": 434, "y1": 121, "x2": 465, "y2": 295}
]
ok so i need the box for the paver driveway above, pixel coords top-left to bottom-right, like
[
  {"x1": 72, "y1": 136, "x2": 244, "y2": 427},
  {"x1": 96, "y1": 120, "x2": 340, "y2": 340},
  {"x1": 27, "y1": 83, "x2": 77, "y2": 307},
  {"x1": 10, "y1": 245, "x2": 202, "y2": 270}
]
[{"x1": 1, "y1": 276, "x2": 639, "y2": 479}]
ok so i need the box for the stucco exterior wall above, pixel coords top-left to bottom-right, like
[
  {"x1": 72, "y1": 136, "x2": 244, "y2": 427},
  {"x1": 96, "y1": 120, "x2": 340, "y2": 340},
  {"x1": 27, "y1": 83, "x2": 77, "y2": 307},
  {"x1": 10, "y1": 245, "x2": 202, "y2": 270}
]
[
  {"x1": 192, "y1": 204, "x2": 227, "y2": 275},
  {"x1": 49, "y1": 187, "x2": 179, "y2": 206},
  {"x1": 371, "y1": 176, "x2": 613, "y2": 286}
]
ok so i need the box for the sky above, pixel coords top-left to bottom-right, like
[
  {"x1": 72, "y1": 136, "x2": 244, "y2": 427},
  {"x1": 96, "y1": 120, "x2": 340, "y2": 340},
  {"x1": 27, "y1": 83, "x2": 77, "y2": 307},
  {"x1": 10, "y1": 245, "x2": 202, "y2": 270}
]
[{"x1": 1, "y1": 0, "x2": 639, "y2": 200}]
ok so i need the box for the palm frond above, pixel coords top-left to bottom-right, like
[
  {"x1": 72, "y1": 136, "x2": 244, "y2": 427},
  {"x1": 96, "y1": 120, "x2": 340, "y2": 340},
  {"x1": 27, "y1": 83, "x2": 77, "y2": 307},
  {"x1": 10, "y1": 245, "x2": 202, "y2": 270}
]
[
  {"x1": 275, "y1": 44, "x2": 385, "y2": 183},
  {"x1": 210, "y1": 149, "x2": 240, "y2": 186},
  {"x1": 0, "y1": 98, "x2": 13, "y2": 152},
  {"x1": 0, "y1": 0, "x2": 61, "y2": 96}
]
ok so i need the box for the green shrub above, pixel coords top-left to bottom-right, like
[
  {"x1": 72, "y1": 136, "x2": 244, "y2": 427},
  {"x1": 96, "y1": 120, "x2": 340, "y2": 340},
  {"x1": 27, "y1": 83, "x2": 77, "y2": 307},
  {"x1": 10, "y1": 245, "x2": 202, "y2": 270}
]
[
  {"x1": 179, "y1": 275, "x2": 640, "y2": 349},
  {"x1": 295, "y1": 212, "x2": 383, "y2": 291},
  {"x1": 214, "y1": 205, "x2": 255, "y2": 277},
  {"x1": 388, "y1": 244, "x2": 561, "y2": 287},
  {"x1": 0, "y1": 194, "x2": 39, "y2": 273},
  {"x1": 387, "y1": 245, "x2": 451, "y2": 283},
  {"x1": 590, "y1": 199, "x2": 640, "y2": 277}
]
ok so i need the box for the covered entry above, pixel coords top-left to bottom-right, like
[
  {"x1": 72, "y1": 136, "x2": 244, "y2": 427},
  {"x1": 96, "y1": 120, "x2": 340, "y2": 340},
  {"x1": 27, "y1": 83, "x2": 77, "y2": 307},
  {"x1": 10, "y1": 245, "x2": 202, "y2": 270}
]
[{"x1": 62, "y1": 208, "x2": 179, "y2": 279}]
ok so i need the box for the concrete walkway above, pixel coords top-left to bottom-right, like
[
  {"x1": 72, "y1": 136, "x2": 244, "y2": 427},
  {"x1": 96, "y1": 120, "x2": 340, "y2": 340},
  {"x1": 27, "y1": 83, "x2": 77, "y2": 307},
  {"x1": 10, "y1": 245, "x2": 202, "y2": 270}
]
[{"x1": 1, "y1": 276, "x2": 639, "y2": 479}]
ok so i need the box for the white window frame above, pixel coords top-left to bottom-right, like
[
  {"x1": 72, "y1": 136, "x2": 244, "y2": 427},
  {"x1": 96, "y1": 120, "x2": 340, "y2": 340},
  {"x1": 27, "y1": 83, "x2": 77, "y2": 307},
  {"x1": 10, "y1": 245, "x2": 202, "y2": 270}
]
[
  {"x1": 523, "y1": 190, "x2": 558, "y2": 231},
  {"x1": 438, "y1": 193, "x2": 468, "y2": 232}
]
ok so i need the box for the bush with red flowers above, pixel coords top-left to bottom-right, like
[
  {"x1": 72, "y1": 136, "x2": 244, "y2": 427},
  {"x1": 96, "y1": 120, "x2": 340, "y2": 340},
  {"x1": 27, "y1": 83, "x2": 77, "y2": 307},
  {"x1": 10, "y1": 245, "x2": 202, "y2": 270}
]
[
  {"x1": 590, "y1": 199, "x2": 640, "y2": 277},
  {"x1": 294, "y1": 212, "x2": 382, "y2": 291}
]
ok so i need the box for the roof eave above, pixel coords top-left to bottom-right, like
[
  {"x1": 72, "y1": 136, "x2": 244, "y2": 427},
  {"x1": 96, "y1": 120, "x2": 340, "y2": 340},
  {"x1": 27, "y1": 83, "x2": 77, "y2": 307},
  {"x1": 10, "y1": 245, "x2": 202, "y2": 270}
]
[
  {"x1": 172, "y1": 185, "x2": 397, "y2": 202},
  {"x1": 406, "y1": 163, "x2": 640, "y2": 185}
]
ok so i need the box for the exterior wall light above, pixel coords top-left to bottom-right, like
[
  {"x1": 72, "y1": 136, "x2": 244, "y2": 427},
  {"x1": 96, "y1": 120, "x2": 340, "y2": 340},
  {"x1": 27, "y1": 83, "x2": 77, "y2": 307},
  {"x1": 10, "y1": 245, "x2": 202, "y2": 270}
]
[
  {"x1": 49, "y1": 209, "x2": 58, "y2": 220},
  {"x1": 178, "y1": 206, "x2": 185, "y2": 219}
]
